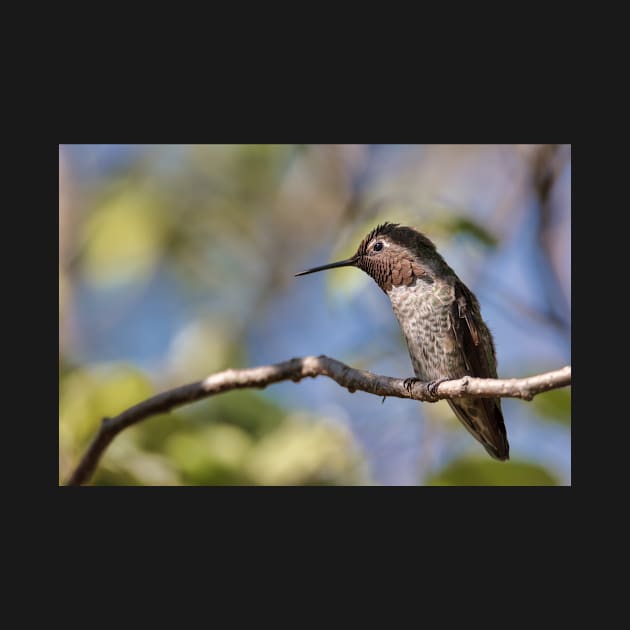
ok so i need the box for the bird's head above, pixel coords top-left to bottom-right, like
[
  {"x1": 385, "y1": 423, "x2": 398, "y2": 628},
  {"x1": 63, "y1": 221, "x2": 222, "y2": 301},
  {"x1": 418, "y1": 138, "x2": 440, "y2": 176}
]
[{"x1": 295, "y1": 222, "x2": 437, "y2": 292}]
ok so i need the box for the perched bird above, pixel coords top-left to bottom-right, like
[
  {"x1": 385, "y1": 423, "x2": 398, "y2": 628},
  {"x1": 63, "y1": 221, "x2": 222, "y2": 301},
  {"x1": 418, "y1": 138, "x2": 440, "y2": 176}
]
[{"x1": 295, "y1": 222, "x2": 509, "y2": 460}]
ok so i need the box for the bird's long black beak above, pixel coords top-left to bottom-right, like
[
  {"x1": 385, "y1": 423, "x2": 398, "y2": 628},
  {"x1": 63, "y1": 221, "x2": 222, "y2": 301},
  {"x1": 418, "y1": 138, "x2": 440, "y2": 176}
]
[{"x1": 295, "y1": 256, "x2": 358, "y2": 277}]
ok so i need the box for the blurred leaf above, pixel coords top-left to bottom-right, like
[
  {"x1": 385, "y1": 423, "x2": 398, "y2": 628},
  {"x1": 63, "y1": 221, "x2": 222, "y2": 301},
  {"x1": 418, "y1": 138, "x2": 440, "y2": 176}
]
[
  {"x1": 440, "y1": 215, "x2": 499, "y2": 248},
  {"x1": 134, "y1": 389, "x2": 286, "y2": 454},
  {"x1": 91, "y1": 366, "x2": 154, "y2": 417},
  {"x1": 211, "y1": 391, "x2": 285, "y2": 438},
  {"x1": 133, "y1": 412, "x2": 186, "y2": 452},
  {"x1": 245, "y1": 416, "x2": 363, "y2": 485},
  {"x1": 59, "y1": 357, "x2": 77, "y2": 385},
  {"x1": 81, "y1": 189, "x2": 167, "y2": 286},
  {"x1": 94, "y1": 434, "x2": 181, "y2": 485},
  {"x1": 531, "y1": 387, "x2": 571, "y2": 425},
  {"x1": 427, "y1": 457, "x2": 558, "y2": 486},
  {"x1": 59, "y1": 364, "x2": 154, "y2": 451},
  {"x1": 181, "y1": 390, "x2": 285, "y2": 439},
  {"x1": 92, "y1": 466, "x2": 142, "y2": 486},
  {"x1": 166, "y1": 424, "x2": 253, "y2": 484}
]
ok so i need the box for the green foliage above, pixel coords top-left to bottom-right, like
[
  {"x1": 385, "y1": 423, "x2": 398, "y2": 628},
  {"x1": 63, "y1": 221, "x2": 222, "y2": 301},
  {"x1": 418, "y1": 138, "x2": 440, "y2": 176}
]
[
  {"x1": 59, "y1": 363, "x2": 154, "y2": 453},
  {"x1": 166, "y1": 425, "x2": 253, "y2": 484},
  {"x1": 87, "y1": 413, "x2": 364, "y2": 486},
  {"x1": 531, "y1": 387, "x2": 571, "y2": 426},
  {"x1": 81, "y1": 189, "x2": 169, "y2": 287},
  {"x1": 92, "y1": 434, "x2": 180, "y2": 486},
  {"x1": 133, "y1": 412, "x2": 188, "y2": 452},
  {"x1": 427, "y1": 457, "x2": 558, "y2": 486},
  {"x1": 132, "y1": 390, "x2": 285, "y2": 454},
  {"x1": 244, "y1": 418, "x2": 364, "y2": 485},
  {"x1": 60, "y1": 364, "x2": 364, "y2": 486},
  {"x1": 206, "y1": 390, "x2": 285, "y2": 438},
  {"x1": 441, "y1": 215, "x2": 499, "y2": 249}
]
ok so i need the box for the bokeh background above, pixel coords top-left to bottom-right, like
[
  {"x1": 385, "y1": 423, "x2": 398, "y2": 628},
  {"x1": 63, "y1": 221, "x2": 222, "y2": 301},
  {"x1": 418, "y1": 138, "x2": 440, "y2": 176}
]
[{"x1": 59, "y1": 144, "x2": 571, "y2": 486}]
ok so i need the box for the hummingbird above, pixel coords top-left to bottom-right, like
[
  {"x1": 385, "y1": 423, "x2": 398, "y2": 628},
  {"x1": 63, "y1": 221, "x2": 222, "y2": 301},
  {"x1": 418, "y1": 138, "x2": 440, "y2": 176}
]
[{"x1": 295, "y1": 222, "x2": 509, "y2": 460}]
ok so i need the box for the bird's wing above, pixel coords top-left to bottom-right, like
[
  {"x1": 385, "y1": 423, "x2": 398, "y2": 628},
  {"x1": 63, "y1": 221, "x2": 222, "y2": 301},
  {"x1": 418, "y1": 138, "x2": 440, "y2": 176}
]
[
  {"x1": 448, "y1": 281, "x2": 509, "y2": 460},
  {"x1": 449, "y1": 281, "x2": 492, "y2": 378}
]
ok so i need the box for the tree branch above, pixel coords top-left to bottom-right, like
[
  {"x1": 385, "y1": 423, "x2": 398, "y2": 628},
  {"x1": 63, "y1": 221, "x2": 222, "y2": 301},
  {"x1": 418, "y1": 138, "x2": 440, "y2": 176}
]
[{"x1": 65, "y1": 356, "x2": 571, "y2": 486}]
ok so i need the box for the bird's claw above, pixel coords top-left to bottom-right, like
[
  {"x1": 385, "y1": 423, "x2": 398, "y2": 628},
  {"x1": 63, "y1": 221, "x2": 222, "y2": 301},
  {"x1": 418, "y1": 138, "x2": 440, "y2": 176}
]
[
  {"x1": 404, "y1": 377, "x2": 448, "y2": 400},
  {"x1": 403, "y1": 377, "x2": 420, "y2": 393},
  {"x1": 425, "y1": 378, "x2": 448, "y2": 400}
]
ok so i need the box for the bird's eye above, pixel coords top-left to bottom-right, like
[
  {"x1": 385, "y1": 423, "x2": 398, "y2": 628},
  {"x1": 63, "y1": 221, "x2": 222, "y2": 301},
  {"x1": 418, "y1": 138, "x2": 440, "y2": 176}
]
[{"x1": 373, "y1": 241, "x2": 384, "y2": 252}]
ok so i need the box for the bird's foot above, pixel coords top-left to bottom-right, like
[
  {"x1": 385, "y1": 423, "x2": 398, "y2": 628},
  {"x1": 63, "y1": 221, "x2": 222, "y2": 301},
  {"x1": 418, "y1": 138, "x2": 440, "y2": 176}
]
[
  {"x1": 425, "y1": 378, "x2": 448, "y2": 401},
  {"x1": 404, "y1": 377, "x2": 448, "y2": 401},
  {"x1": 403, "y1": 377, "x2": 420, "y2": 394}
]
